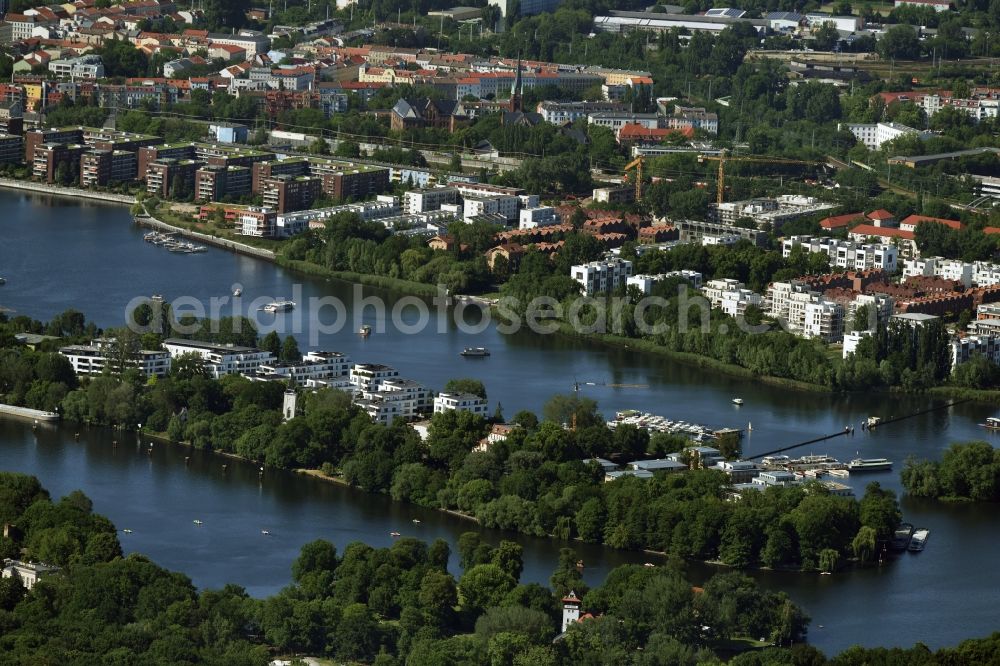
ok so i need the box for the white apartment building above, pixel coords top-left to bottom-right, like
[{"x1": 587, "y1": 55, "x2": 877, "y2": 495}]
[
  {"x1": 849, "y1": 293, "x2": 894, "y2": 328},
  {"x1": 433, "y1": 392, "x2": 489, "y2": 417},
  {"x1": 519, "y1": 206, "x2": 559, "y2": 229},
  {"x1": 710, "y1": 196, "x2": 835, "y2": 230},
  {"x1": 277, "y1": 198, "x2": 400, "y2": 236},
  {"x1": 766, "y1": 282, "x2": 845, "y2": 341},
  {"x1": 782, "y1": 236, "x2": 898, "y2": 272},
  {"x1": 538, "y1": 101, "x2": 624, "y2": 124},
  {"x1": 162, "y1": 339, "x2": 275, "y2": 378},
  {"x1": 950, "y1": 335, "x2": 1000, "y2": 369},
  {"x1": 48, "y1": 55, "x2": 105, "y2": 80},
  {"x1": 363, "y1": 378, "x2": 432, "y2": 420},
  {"x1": 355, "y1": 397, "x2": 403, "y2": 426},
  {"x1": 839, "y1": 122, "x2": 930, "y2": 150},
  {"x1": 971, "y1": 303, "x2": 1000, "y2": 336},
  {"x1": 842, "y1": 330, "x2": 872, "y2": 358},
  {"x1": 703, "y1": 278, "x2": 764, "y2": 317},
  {"x1": 60, "y1": 340, "x2": 171, "y2": 378},
  {"x1": 463, "y1": 194, "x2": 519, "y2": 223},
  {"x1": 627, "y1": 270, "x2": 703, "y2": 295},
  {"x1": 254, "y1": 351, "x2": 351, "y2": 383},
  {"x1": 571, "y1": 258, "x2": 634, "y2": 296},
  {"x1": 903, "y1": 257, "x2": 1000, "y2": 288},
  {"x1": 2, "y1": 559, "x2": 60, "y2": 591},
  {"x1": 921, "y1": 94, "x2": 1000, "y2": 122},
  {"x1": 403, "y1": 187, "x2": 458, "y2": 214},
  {"x1": 587, "y1": 111, "x2": 661, "y2": 136},
  {"x1": 349, "y1": 363, "x2": 400, "y2": 391}
]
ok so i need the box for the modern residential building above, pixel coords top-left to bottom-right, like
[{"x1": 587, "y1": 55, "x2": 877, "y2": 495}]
[
  {"x1": 404, "y1": 187, "x2": 459, "y2": 214},
  {"x1": 2, "y1": 559, "x2": 60, "y2": 590},
  {"x1": 32, "y1": 142, "x2": 86, "y2": 183},
  {"x1": 571, "y1": 258, "x2": 634, "y2": 296},
  {"x1": 260, "y1": 175, "x2": 321, "y2": 213},
  {"x1": 145, "y1": 158, "x2": 202, "y2": 197},
  {"x1": 839, "y1": 121, "x2": 931, "y2": 150},
  {"x1": 253, "y1": 351, "x2": 351, "y2": 383},
  {"x1": 703, "y1": 278, "x2": 764, "y2": 318},
  {"x1": 196, "y1": 165, "x2": 252, "y2": 202},
  {"x1": 80, "y1": 149, "x2": 138, "y2": 187},
  {"x1": 0, "y1": 133, "x2": 23, "y2": 164},
  {"x1": 950, "y1": 335, "x2": 1000, "y2": 369},
  {"x1": 350, "y1": 363, "x2": 400, "y2": 391},
  {"x1": 433, "y1": 392, "x2": 489, "y2": 417},
  {"x1": 59, "y1": 340, "x2": 171, "y2": 378},
  {"x1": 233, "y1": 207, "x2": 279, "y2": 238},
  {"x1": 766, "y1": 281, "x2": 845, "y2": 342},
  {"x1": 782, "y1": 236, "x2": 898, "y2": 272},
  {"x1": 161, "y1": 339, "x2": 275, "y2": 378},
  {"x1": 709, "y1": 195, "x2": 835, "y2": 230}
]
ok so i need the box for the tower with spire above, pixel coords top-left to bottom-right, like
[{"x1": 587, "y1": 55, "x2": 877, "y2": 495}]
[{"x1": 509, "y1": 54, "x2": 523, "y2": 113}]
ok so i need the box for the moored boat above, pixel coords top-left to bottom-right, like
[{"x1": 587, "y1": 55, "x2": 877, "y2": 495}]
[
  {"x1": 981, "y1": 417, "x2": 1000, "y2": 430},
  {"x1": 909, "y1": 528, "x2": 930, "y2": 552},
  {"x1": 848, "y1": 457, "x2": 893, "y2": 472},
  {"x1": 359, "y1": 324, "x2": 372, "y2": 336},
  {"x1": 891, "y1": 522, "x2": 915, "y2": 551},
  {"x1": 460, "y1": 347, "x2": 490, "y2": 357},
  {"x1": 260, "y1": 300, "x2": 295, "y2": 313}
]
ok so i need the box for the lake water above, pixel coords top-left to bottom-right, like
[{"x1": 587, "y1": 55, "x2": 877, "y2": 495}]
[{"x1": 1, "y1": 188, "x2": 999, "y2": 654}]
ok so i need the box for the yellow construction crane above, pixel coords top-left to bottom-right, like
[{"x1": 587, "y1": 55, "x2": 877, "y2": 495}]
[
  {"x1": 623, "y1": 156, "x2": 644, "y2": 200},
  {"x1": 698, "y1": 150, "x2": 827, "y2": 204}
]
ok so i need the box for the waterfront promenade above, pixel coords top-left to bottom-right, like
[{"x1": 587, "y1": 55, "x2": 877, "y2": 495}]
[{"x1": 0, "y1": 178, "x2": 136, "y2": 205}]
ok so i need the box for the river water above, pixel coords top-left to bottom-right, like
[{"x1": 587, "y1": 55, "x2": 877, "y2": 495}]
[{"x1": 1, "y1": 189, "x2": 999, "y2": 654}]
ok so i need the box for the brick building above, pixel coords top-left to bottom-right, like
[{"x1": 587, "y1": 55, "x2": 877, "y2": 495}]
[
  {"x1": 196, "y1": 165, "x2": 252, "y2": 202},
  {"x1": 146, "y1": 158, "x2": 202, "y2": 197},
  {"x1": 260, "y1": 175, "x2": 321, "y2": 213}
]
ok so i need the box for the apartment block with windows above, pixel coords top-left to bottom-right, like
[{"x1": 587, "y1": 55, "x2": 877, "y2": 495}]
[
  {"x1": 233, "y1": 207, "x2": 278, "y2": 238},
  {"x1": 196, "y1": 164, "x2": 251, "y2": 202},
  {"x1": 433, "y1": 392, "x2": 489, "y2": 416},
  {"x1": 162, "y1": 339, "x2": 275, "y2": 378},
  {"x1": 32, "y1": 142, "x2": 86, "y2": 183},
  {"x1": 60, "y1": 340, "x2": 171, "y2": 378},
  {"x1": 571, "y1": 258, "x2": 634, "y2": 296},
  {"x1": 0, "y1": 133, "x2": 23, "y2": 164},
  {"x1": 146, "y1": 158, "x2": 202, "y2": 197},
  {"x1": 260, "y1": 174, "x2": 321, "y2": 213}
]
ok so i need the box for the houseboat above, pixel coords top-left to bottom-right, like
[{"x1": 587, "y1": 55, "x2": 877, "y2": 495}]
[
  {"x1": 891, "y1": 522, "x2": 915, "y2": 551},
  {"x1": 848, "y1": 458, "x2": 893, "y2": 472},
  {"x1": 908, "y1": 528, "x2": 930, "y2": 552}
]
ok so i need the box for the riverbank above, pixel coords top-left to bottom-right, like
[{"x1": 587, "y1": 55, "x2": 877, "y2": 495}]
[
  {"x1": 135, "y1": 213, "x2": 277, "y2": 261},
  {"x1": 0, "y1": 403, "x2": 60, "y2": 422},
  {"x1": 277, "y1": 257, "x2": 441, "y2": 298},
  {"x1": 556, "y1": 324, "x2": 833, "y2": 394},
  {"x1": 0, "y1": 178, "x2": 136, "y2": 205}
]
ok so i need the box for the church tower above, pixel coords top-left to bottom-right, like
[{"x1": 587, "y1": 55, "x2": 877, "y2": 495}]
[
  {"x1": 561, "y1": 591, "x2": 581, "y2": 632},
  {"x1": 509, "y1": 54, "x2": 523, "y2": 113}
]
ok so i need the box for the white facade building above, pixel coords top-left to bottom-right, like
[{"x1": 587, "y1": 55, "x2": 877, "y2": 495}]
[
  {"x1": 463, "y1": 194, "x2": 519, "y2": 223},
  {"x1": 840, "y1": 122, "x2": 930, "y2": 150},
  {"x1": 703, "y1": 278, "x2": 764, "y2": 317},
  {"x1": 766, "y1": 282, "x2": 845, "y2": 342},
  {"x1": 350, "y1": 363, "x2": 400, "y2": 391},
  {"x1": 162, "y1": 339, "x2": 275, "y2": 378},
  {"x1": 571, "y1": 258, "x2": 634, "y2": 296},
  {"x1": 519, "y1": 206, "x2": 559, "y2": 229},
  {"x1": 403, "y1": 187, "x2": 458, "y2": 214},
  {"x1": 254, "y1": 351, "x2": 351, "y2": 382},
  {"x1": 950, "y1": 335, "x2": 1000, "y2": 369},
  {"x1": 782, "y1": 236, "x2": 898, "y2": 272},
  {"x1": 60, "y1": 340, "x2": 171, "y2": 378},
  {"x1": 433, "y1": 392, "x2": 489, "y2": 416}
]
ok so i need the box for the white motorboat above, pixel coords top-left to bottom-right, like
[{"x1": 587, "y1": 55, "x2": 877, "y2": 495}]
[
  {"x1": 260, "y1": 299, "x2": 295, "y2": 313},
  {"x1": 732, "y1": 398, "x2": 744, "y2": 405},
  {"x1": 848, "y1": 458, "x2": 893, "y2": 472}
]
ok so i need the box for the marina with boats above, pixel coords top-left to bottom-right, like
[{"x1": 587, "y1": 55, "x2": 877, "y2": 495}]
[
  {"x1": 609, "y1": 410, "x2": 735, "y2": 441},
  {"x1": 144, "y1": 231, "x2": 207, "y2": 254}
]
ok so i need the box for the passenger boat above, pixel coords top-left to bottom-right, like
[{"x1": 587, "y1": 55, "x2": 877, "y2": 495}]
[
  {"x1": 359, "y1": 324, "x2": 372, "y2": 336},
  {"x1": 848, "y1": 457, "x2": 893, "y2": 472},
  {"x1": 890, "y1": 522, "x2": 914, "y2": 551},
  {"x1": 732, "y1": 398, "x2": 744, "y2": 405},
  {"x1": 461, "y1": 347, "x2": 490, "y2": 357},
  {"x1": 908, "y1": 528, "x2": 930, "y2": 552},
  {"x1": 260, "y1": 300, "x2": 295, "y2": 313},
  {"x1": 981, "y1": 417, "x2": 1000, "y2": 430}
]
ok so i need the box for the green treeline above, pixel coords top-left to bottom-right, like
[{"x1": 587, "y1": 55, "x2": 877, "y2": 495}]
[{"x1": 902, "y1": 441, "x2": 1000, "y2": 502}]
